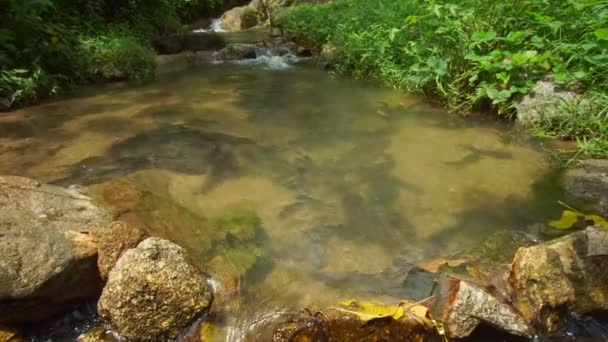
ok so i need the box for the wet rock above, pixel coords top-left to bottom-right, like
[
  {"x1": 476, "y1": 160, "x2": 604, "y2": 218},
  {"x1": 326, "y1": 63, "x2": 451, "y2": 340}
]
[
  {"x1": 97, "y1": 221, "x2": 146, "y2": 280},
  {"x1": 319, "y1": 43, "x2": 337, "y2": 69},
  {"x1": 214, "y1": 43, "x2": 258, "y2": 61},
  {"x1": 515, "y1": 81, "x2": 578, "y2": 127},
  {"x1": 562, "y1": 159, "x2": 608, "y2": 217},
  {"x1": 220, "y1": 6, "x2": 259, "y2": 31},
  {"x1": 509, "y1": 231, "x2": 608, "y2": 333},
  {"x1": 153, "y1": 32, "x2": 225, "y2": 55},
  {"x1": 98, "y1": 237, "x2": 212, "y2": 341},
  {"x1": 272, "y1": 306, "x2": 433, "y2": 341},
  {"x1": 76, "y1": 327, "x2": 116, "y2": 342},
  {"x1": 156, "y1": 51, "x2": 216, "y2": 75},
  {"x1": 440, "y1": 279, "x2": 532, "y2": 338},
  {"x1": 0, "y1": 98, "x2": 11, "y2": 111},
  {"x1": 0, "y1": 176, "x2": 109, "y2": 323},
  {"x1": 0, "y1": 325, "x2": 21, "y2": 342},
  {"x1": 586, "y1": 225, "x2": 608, "y2": 256}
]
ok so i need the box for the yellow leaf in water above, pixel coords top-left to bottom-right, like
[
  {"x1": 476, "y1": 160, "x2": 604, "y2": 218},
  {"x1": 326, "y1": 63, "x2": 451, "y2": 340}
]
[
  {"x1": 336, "y1": 299, "x2": 429, "y2": 323},
  {"x1": 549, "y1": 210, "x2": 580, "y2": 230}
]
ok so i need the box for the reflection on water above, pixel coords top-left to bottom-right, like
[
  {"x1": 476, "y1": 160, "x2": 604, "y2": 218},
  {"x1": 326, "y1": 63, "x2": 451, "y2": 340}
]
[{"x1": 0, "y1": 63, "x2": 563, "y2": 340}]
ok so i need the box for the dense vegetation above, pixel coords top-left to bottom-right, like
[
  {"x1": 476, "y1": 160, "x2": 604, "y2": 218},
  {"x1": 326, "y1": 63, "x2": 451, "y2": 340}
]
[
  {"x1": 0, "y1": 0, "x2": 227, "y2": 106},
  {"x1": 283, "y1": 0, "x2": 608, "y2": 158}
]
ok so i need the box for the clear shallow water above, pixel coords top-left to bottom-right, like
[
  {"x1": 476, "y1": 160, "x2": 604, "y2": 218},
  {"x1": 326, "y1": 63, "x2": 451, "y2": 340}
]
[{"x1": 0, "y1": 62, "x2": 564, "y2": 340}]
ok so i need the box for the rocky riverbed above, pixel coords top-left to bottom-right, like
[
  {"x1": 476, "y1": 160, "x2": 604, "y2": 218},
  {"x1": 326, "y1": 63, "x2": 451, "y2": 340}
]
[{"x1": 1, "y1": 164, "x2": 607, "y2": 341}]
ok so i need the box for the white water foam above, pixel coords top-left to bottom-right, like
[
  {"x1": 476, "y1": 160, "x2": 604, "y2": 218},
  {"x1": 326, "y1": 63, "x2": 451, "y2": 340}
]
[{"x1": 192, "y1": 17, "x2": 225, "y2": 33}]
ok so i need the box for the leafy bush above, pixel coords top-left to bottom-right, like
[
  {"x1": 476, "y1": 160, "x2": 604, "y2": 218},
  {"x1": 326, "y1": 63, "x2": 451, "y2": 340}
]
[
  {"x1": 0, "y1": 0, "x2": 225, "y2": 107},
  {"x1": 284, "y1": 0, "x2": 608, "y2": 157},
  {"x1": 82, "y1": 33, "x2": 156, "y2": 82}
]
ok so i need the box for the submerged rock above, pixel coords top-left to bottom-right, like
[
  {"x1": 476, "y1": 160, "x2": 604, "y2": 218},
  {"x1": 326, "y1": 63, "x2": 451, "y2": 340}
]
[
  {"x1": 562, "y1": 159, "x2": 608, "y2": 217},
  {"x1": 0, "y1": 176, "x2": 109, "y2": 323},
  {"x1": 214, "y1": 43, "x2": 258, "y2": 61},
  {"x1": 440, "y1": 279, "x2": 531, "y2": 338},
  {"x1": 97, "y1": 221, "x2": 146, "y2": 280},
  {"x1": 272, "y1": 304, "x2": 434, "y2": 341},
  {"x1": 98, "y1": 237, "x2": 212, "y2": 341},
  {"x1": 515, "y1": 81, "x2": 578, "y2": 127},
  {"x1": 153, "y1": 32, "x2": 225, "y2": 55},
  {"x1": 509, "y1": 230, "x2": 608, "y2": 333}
]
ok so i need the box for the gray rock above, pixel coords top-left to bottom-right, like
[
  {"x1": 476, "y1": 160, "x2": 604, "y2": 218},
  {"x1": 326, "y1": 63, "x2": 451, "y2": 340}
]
[
  {"x1": 442, "y1": 280, "x2": 532, "y2": 338},
  {"x1": 515, "y1": 81, "x2": 577, "y2": 127},
  {"x1": 98, "y1": 237, "x2": 212, "y2": 341},
  {"x1": 562, "y1": 159, "x2": 608, "y2": 217},
  {"x1": 0, "y1": 176, "x2": 110, "y2": 323}
]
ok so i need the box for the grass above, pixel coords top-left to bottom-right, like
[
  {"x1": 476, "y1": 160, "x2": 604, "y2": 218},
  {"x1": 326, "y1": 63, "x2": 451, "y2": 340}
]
[{"x1": 282, "y1": 0, "x2": 608, "y2": 159}]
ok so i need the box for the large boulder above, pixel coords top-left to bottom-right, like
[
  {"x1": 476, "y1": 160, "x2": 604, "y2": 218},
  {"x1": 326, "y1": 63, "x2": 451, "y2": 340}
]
[
  {"x1": 0, "y1": 176, "x2": 110, "y2": 323},
  {"x1": 562, "y1": 159, "x2": 608, "y2": 217},
  {"x1": 220, "y1": 6, "x2": 259, "y2": 31},
  {"x1": 515, "y1": 81, "x2": 578, "y2": 127},
  {"x1": 98, "y1": 237, "x2": 212, "y2": 341},
  {"x1": 509, "y1": 229, "x2": 608, "y2": 333},
  {"x1": 97, "y1": 221, "x2": 146, "y2": 280}
]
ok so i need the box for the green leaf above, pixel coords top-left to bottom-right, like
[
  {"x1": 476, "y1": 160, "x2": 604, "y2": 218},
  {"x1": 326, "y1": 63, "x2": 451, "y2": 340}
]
[
  {"x1": 506, "y1": 31, "x2": 528, "y2": 43},
  {"x1": 595, "y1": 28, "x2": 608, "y2": 40},
  {"x1": 471, "y1": 31, "x2": 497, "y2": 43}
]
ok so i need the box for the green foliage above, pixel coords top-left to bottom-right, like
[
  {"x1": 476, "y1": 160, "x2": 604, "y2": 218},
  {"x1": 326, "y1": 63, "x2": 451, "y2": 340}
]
[
  {"x1": 283, "y1": 0, "x2": 608, "y2": 157},
  {"x1": 0, "y1": 0, "x2": 224, "y2": 107},
  {"x1": 82, "y1": 33, "x2": 156, "y2": 82},
  {"x1": 533, "y1": 91, "x2": 608, "y2": 159}
]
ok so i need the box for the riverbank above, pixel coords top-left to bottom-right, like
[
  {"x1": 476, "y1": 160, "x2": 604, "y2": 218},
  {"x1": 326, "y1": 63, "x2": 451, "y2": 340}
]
[{"x1": 281, "y1": 0, "x2": 608, "y2": 161}]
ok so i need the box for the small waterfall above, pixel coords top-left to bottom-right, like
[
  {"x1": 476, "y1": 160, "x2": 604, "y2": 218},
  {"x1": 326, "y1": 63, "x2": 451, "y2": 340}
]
[{"x1": 193, "y1": 18, "x2": 225, "y2": 33}]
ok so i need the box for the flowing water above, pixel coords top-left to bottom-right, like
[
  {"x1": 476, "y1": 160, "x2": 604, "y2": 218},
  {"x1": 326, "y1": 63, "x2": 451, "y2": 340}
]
[{"x1": 0, "y1": 58, "x2": 567, "y2": 340}]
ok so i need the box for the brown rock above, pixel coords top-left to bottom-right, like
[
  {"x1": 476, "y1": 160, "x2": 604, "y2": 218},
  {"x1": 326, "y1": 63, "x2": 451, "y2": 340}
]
[
  {"x1": 220, "y1": 6, "x2": 258, "y2": 31},
  {"x1": 97, "y1": 221, "x2": 146, "y2": 280},
  {"x1": 509, "y1": 231, "x2": 608, "y2": 332},
  {"x1": 0, "y1": 325, "x2": 21, "y2": 342},
  {"x1": 273, "y1": 305, "x2": 433, "y2": 341},
  {"x1": 98, "y1": 237, "x2": 212, "y2": 341}
]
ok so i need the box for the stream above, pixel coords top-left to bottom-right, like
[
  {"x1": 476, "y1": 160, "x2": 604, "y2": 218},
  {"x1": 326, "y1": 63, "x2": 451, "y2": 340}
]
[{"x1": 0, "y1": 56, "x2": 567, "y2": 340}]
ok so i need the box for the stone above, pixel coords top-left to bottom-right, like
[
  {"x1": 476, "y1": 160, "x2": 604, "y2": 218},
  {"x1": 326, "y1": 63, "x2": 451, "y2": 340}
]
[
  {"x1": 220, "y1": 6, "x2": 258, "y2": 31},
  {"x1": 272, "y1": 306, "x2": 432, "y2": 341},
  {"x1": 509, "y1": 231, "x2": 608, "y2": 333},
  {"x1": 0, "y1": 98, "x2": 11, "y2": 111},
  {"x1": 319, "y1": 43, "x2": 337, "y2": 69},
  {"x1": 562, "y1": 159, "x2": 608, "y2": 217},
  {"x1": 98, "y1": 237, "x2": 212, "y2": 341},
  {"x1": 214, "y1": 43, "x2": 258, "y2": 61},
  {"x1": 586, "y1": 225, "x2": 608, "y2": 256},
  {"x1": 97, "y1": 221, "x2": 146, "y2": 280},
  {"x1": 515, "y1": 81, "x2": 578, "y2": 127},
  {"x1": 440, "y1": 279, "x2": 531, "y2": 339},
  {"x1": 0, "y1": 176, "x2": 110, "y2": 323},
  {"x1": 0, "y1": 325, "x2": 21, "y2": 342},
  {"x1": 156, "y1": 51, "x2": 216, "y2": 75},
  {"x1": 153, "y1": 32, "x2": 225, "y2": 55},
  {"x1": 76, "y1": 327, "x2": 116, "y2": 342}
]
